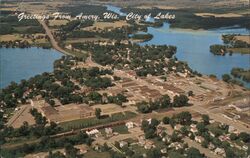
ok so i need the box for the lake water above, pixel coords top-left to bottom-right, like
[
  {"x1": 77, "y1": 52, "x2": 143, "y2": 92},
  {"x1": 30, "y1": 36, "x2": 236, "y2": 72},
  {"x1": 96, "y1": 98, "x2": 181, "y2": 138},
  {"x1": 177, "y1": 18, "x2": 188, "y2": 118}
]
[
  {"x1": 107, "y1": 5, "x2": 250, "y2": 87},
  {"x1": 141, "y1": 23, "x2": 249, "y2": 78},
  {"x1": 0, "y1": 48, "x2": 62, "y2": 89}
]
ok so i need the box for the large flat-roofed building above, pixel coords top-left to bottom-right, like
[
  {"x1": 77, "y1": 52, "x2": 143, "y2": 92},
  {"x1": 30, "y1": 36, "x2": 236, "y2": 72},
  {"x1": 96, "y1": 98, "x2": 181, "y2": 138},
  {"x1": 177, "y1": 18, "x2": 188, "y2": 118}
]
[
  {"x1": 41, "y1": 103, "x2": 94, "y2": 123},
  {"x1": 228, "y1": 98, "x2": 250, "y2": 112}
]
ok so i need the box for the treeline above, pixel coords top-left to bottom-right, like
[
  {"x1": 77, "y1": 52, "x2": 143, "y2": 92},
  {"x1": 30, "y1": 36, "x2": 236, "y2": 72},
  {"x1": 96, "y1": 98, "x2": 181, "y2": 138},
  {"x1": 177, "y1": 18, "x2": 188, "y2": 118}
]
[
  {"x1": 131, "y1": 33, "x2": 153, "y2": 42},
  {"x1": 59, "y1": 4, "x2": 110, "y2": 16},
  {"x1": 0, "y1": 120, "x2": 61, "y2": 145},
  {"x1": 63, "y1": 21, "x2": 148, "y2": 40},
  {"x1": 222, "y1": 74, "x2": 244, "y2": 86},
  {"x1": 68, "y1": 27, "x2": 127, "y2": 40},
  {"x1": 60, "y1": 20, "x2": 94, "y2": 32},
  {"x1": 121, "y1": 7, "x2": 250, "y2": 30},
  {"x1": 137, "y1": 94, "x2": 189, "y2": 113},
  {"x1": 1, "y1": 131, "x2": 92, "y2": 158},
  {"x1": 231, "y1": 67, "x2": 250, "y2": 83},
  {"x1": 0, "y1": 40, "x2": 31, "y2": 48}
]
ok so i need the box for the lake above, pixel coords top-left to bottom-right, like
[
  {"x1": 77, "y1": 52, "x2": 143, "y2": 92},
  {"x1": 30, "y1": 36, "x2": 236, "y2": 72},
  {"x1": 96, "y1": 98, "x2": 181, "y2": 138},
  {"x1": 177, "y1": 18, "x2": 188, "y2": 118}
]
[
  {"x1": 0, "y1": 48, "x2": 62, "y2": 89},
  {"x1": 107, "y1": 5, "x2": 250, "y2": 87}
]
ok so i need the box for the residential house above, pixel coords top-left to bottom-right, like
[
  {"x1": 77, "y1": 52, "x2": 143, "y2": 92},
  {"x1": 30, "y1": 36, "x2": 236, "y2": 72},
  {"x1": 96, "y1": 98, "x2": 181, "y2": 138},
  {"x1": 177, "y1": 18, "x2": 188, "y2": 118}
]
[
  {"x1": 195, "y1": 136, "x2": 204, "y2": 144},
  {"x1": 126, "y1": 122, "x2": 134, "y2": 129},
  {"x1": 214, "y1": 148, "x2": 225, "y2": 156},
  {"x1": 119, "y1": 141, "x2": 128, "y2": 148}
]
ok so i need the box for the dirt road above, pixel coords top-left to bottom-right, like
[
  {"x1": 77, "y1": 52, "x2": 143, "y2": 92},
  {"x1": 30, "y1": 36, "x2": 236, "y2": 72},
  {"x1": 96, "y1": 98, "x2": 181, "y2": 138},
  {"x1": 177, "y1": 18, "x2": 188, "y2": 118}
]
[{"x1": 38, "y1": 20, "x2": 73, "y2": 56}]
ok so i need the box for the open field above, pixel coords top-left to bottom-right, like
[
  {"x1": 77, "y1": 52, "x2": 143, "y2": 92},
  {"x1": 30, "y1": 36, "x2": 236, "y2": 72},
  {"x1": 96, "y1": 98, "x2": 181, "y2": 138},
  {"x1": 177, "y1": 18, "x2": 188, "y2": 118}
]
[
  {"x1": 7, "y1": 104, "x2": 35, "y2": 128},
  {"x1": 195, "y1": 13, "x2": 242, "y2": 18},
  {"x1": 135, "y1": 5, "x2": 178, "y2": 9},
  {"x1": 83, "y1": 21, "x2": 130, "y2": 31},
  {"x1": 94, "y1": 0, "x2": 249, "y2": 8},
  {"x1": 0, "y1": 34, "x2": 22, "y2": 41},
  {"x1": 228, "y1": 48, "x2": 250, "y2": 54},
  {"x1": 235, "y1": 35, "x2": 250, "y2": 44},
  {"x1": 92, "y1": 103, "x2": 137, "y2": 115},
  {"x1": 65, "y1": 37, "x2": 109, "y2": 44},
  {"x1": 48, "y1": 19, "x2": 69, "y2": 26}
]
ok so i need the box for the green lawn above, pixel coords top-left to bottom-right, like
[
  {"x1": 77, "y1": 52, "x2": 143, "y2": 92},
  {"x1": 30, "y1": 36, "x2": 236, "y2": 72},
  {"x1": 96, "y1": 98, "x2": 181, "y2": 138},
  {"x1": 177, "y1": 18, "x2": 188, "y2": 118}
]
[
  {"x1": 228, "y1": 48, "x2": 250, "y2": 54},
  {"x1": 112, "y1": 125, "x2": 129, "y2": 134},
  {"x1": 84, "y1": 149, "x2": 110, "y2": 158},
  {"x1": 59, "y1": 111, "x2": 137, "y2": 131}
]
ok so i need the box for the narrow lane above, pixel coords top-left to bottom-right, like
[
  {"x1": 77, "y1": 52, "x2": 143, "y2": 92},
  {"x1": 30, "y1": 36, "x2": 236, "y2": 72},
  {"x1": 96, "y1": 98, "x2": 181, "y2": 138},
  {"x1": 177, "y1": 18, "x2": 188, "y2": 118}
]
[{"x1": 38, "y1": 20, "x2": 73, "y2": 56}]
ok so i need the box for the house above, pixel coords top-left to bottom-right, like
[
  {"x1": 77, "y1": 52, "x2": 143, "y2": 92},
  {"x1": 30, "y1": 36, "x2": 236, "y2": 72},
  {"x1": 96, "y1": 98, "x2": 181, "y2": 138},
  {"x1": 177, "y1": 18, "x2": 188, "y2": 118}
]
[
  {"x1": 138, "y1": 138, "x2": 146, "y2": 146},
  {"x1": 147, "y1": 118, "x2": 152, "y2": 124},
  {"x1": 144, "y1": 143, "x2": 153, "y2": 149},
  {"x1": 190, "y1": 124, "x2": 196, "y2": 128},
  {"x1": 219, "y1": 135, "x2": 230, "y2": 141},
  {"x1": 119, "y1": 141, "x2": 128, "y2": 148},
  {"x1": 160, "y1": 148, "x2": 167, "y2": 154},
  {"x1": 242, "y1": 145, "x2": 248, "y2": 151},
  {"x1": 105, "y1": 127, "x2": 113, "y2": 135},
  {"x1": 208, "y1": 143, "x2": 216, "y2": 150},
  {"x1": 169, "y1": 142, "x2": 183, "y2": 150},
  {"x1": 195, "y1": 136, "x2": 204, "y2": 144},
  {"x1": 86, "y1": 129, "x2": 99, "y2": 136},
  {"x1": 157, "y1": 126, "x2": 165, "y2": 136},
  {"x1": 65, "y1": 44, "x2": 72, "y2": 50},
  {"x1": 228, "y1": 126, "x2": 236, "y2": 133},
  {"x1": 138, "y1": 135, "x2": 146, "y2": 146},
  {"x1": 162, "y1": 136, "x2": 171, "y2": 143},
  {"x1": 144, "y1": 140, "x2": 154, "y2": 149},
  {"x1": 214, "y1": 148, "x2": 225, "y2": 155},
  {"x1": 209, "y1": 131, "x2": 215, "y2": 137},
  {"x1": 174, "y1": 124, "x2": 182, "y2": 131},
  {"x1": 190, "y1": 127, "x2": 198, "y2": 133},
  {"x1": 126, "y1": 122, "x2": 134, "y2": 129},
  {"x1": 209, "y1": 119, "x2": 215, "y2": 124}
]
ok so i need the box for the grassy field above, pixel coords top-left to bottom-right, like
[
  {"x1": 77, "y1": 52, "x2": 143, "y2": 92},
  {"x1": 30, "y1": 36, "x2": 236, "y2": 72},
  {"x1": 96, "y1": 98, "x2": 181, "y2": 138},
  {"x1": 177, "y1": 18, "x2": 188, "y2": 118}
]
[
  {"x1": 84, "y1": 21, "x2": 129, "y2": 30},
  {"x1": 58, "y1": 111, "x2": 137, "y2": 131},
  {"x1": 84, "y1": 149, "x2": 110, "y2": 158},
  {"x1": 195, "y1": 13, "x2": 242, "y2": 18},
  {"x1": 227, "y1": 48, "x2": 250, "y2": 54},
  {"x1": 48, "y1": 20, "x2": 69, "y2": 27},
  {"x1": 235, "y1": 35, "x2": 250, "y2": 44},
  {"x1": 112, "y1": 125, "x2": 129, "y2": 134}
]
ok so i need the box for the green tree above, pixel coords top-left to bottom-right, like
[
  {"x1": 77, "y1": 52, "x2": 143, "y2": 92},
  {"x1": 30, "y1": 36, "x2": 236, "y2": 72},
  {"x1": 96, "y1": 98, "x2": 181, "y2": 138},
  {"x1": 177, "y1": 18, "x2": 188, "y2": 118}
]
[
  {"x1": 173, "y1": 95, "x2": 189, "y2": 107},
  {"x1": 201, "y1": 114, "x2": 210, "y2": 125},
  {"x1": 137, "y1": 102, "x2": 151, "y2": 113},
  {"x1": 186, "y1": 147, "x2": 204, "y2": 158},
  {"x1": 95, "y1": 108, "x2": 102, "y2": 119},
  {"x1": 162, "y1": 116, "x2": 170, "y2": 124},
  {"x1": 176, "y1": 111, "x2": 192, "y2": 125},
  {"x1": 147, "y1": 148, "x2": 161, "y2": 158},
  {"x1": 196, "y1": 122, "x2": 207, "y2": 134},
  {"x1": 160, "y1": 95, "x2": 171, "y2": 108},
  {"x1": 201, "y1": 140, "x2": 208, "y2": 148},
  {"x1": 229, "y1": 133, "x2": 238, "y2": 141},
  {"x1": 222, "y1": 74, "x2": 231, "y2": 82},
  {"x1": 239, "y1": 132, "x2": 250, "y2": 143},
  {"x1": 188, "y1": 91, "x2": 194, "y2": 97}
]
